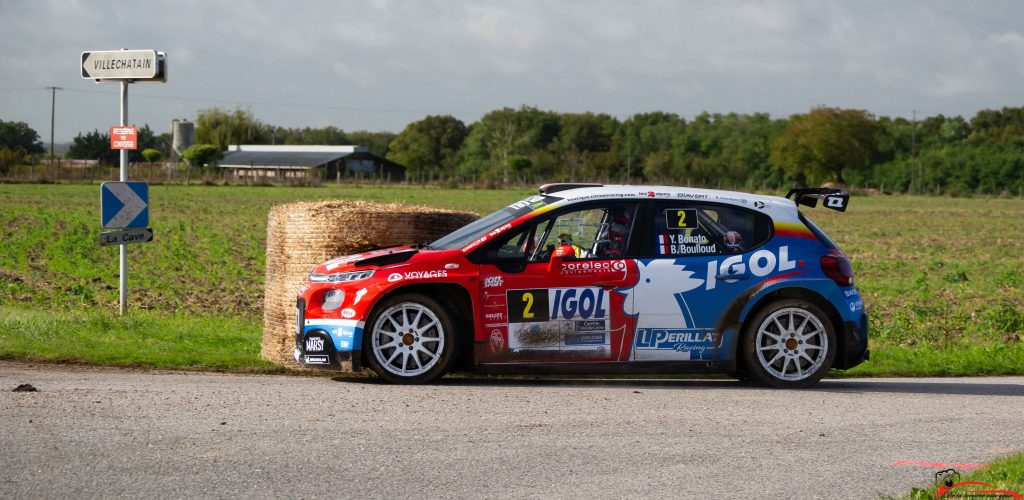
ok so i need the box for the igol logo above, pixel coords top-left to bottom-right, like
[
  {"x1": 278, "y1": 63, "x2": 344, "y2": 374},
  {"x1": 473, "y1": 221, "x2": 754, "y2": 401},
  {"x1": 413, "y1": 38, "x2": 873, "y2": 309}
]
[{"x1": 704, "y1": 246, "x2": 798, "y2": 290}]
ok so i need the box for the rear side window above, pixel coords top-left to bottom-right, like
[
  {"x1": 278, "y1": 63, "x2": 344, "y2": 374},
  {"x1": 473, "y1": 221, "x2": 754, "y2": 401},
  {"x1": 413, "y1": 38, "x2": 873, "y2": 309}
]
[{"x1": 651, "y1": 202, "x2": 772, "y2": 256}]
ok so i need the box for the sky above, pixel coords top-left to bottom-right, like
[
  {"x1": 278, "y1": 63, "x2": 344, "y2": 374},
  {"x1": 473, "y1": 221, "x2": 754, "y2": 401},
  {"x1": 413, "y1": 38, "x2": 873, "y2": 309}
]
[{"x1": 1, "y1": 0, "x2": 1023, "y2": 143}]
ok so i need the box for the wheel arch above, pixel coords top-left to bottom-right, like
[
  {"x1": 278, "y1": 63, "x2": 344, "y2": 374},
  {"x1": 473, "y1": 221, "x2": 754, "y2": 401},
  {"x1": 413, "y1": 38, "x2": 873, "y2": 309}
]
[
  {"x1": 734, "y1": 286, "x2": 846, "y2": 375},
  {"x1": 361, "y1": 283, "x2": 476, "y2": 371}
]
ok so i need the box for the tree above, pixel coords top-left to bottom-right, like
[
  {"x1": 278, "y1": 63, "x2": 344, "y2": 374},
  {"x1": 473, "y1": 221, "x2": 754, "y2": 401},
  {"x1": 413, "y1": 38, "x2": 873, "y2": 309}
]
[
  {"x1": 141, "y1": 149, "x2": 162, "y2": 162},
  {"x1": 0, "y1": 146, "x2": 27, "y2": 173},
  {"x1": 0, "y1": 120, "x2": 45, "y2": 154},
  {"x1": 180, "y1": 144, "x2": 223, "y2": 168},
  {"x1": 614, "y1": 112, "x2": 685, "y2": 182},
  {"x1": 458, "y1": 106, "x2": 560, "y2": 185},
  {"x1": 345, "y1": 130, "x2": 395, "y2": 157},
  {"x1": 387, "y1": 115, "x2": 467, "y2": 182},
  {"x1": 68, "y1": 129, "x2": 117, "y2": 165},
  {"x1": 554, "y1": 113, "x2": 618, "y2": 182},
  {"x1": 770, "y1": 107, "x2": 880, "y2": 185},
  {"x1": 195, "y1": 108, "x2": 267, "y2": 150}
]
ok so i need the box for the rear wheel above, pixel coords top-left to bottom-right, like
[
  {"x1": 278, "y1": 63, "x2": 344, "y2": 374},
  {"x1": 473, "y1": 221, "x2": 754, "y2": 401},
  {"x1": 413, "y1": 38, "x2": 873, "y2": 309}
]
[
  {"x1": 364, "y1": 293, "x2": 455, "y2": 384},
  {"x1": 741, "y1": 299, "x2": 836, "y2": 388}
]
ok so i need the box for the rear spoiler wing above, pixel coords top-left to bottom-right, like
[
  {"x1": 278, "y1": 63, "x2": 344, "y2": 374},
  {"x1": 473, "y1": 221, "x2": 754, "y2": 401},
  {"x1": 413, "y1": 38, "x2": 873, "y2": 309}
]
[{"x1": 785, "y1": 188, "x2": 849, "y2": 212}]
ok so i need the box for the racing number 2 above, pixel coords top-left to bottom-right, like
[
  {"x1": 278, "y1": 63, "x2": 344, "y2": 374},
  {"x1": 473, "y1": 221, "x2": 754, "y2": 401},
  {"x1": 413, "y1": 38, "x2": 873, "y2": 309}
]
[
  {"x1": 507, "y1": 289, "x2": 549, "y2": 322},
  {"x1": 666, "y1": 208, "x2": 698, "y2": 230}
]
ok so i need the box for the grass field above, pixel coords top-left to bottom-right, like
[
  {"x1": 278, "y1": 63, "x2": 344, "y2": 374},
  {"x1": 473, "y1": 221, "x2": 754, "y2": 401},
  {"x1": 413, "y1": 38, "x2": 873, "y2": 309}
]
[
  {"x1": 0, "y1": 183, "x2": 1021, "y2": 375},
  {"x1": 900, "y1": 452, "x2": 1024, "y2": 499}
]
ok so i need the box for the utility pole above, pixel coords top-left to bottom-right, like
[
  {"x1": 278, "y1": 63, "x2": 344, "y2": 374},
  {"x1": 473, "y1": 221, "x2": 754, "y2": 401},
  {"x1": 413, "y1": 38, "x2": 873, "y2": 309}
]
[
  {"x1": 45, "y1": 86, "x2": 63, "y2": 162},
  {"x1": 910, "y1": 110, "x2": 918, "y2": 195}
]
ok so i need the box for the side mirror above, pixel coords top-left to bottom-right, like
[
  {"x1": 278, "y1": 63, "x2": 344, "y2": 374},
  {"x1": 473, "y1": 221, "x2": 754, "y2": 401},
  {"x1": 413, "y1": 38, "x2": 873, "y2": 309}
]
[{"x1": 548, "y1": 244, "x2": 576, "y2": 274}]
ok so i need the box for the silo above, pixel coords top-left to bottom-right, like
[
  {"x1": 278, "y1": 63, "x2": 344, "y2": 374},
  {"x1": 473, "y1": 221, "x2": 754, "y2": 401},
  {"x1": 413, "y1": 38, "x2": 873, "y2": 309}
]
[{"x1": 171, "y1": 119, "x2": 195, "y2": 159}]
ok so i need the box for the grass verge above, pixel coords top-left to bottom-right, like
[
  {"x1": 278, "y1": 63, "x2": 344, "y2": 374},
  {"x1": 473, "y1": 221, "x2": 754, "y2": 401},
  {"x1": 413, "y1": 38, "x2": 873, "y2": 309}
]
[
  {"x1": 0, "y1": 306, "x2": 284, "y2": 373},
  {"x1": 836, "y1": 344, "x2": 1024, "y2": 377},
  {"x1": 901, "y1": 452, "x2": 1024, "y2": 499}
]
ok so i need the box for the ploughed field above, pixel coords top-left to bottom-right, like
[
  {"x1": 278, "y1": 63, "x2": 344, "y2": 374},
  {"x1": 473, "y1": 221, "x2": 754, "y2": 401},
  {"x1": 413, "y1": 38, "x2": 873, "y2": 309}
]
[{"x1": 0, "y1": 183, "x2": 1021, "y2": 375}]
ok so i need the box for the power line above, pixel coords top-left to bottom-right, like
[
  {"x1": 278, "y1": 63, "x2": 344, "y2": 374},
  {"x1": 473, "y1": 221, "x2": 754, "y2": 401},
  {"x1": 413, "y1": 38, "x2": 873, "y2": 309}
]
[{"x1": 58, "y1": 86, "x2": 483, "y2": 117}]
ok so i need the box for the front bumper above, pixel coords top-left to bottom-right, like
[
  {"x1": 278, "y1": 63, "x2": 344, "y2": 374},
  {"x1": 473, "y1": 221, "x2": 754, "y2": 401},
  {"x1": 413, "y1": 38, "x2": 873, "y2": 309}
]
[{"x1": 294, "y1": 297, "x2": 362, "y2": 371}]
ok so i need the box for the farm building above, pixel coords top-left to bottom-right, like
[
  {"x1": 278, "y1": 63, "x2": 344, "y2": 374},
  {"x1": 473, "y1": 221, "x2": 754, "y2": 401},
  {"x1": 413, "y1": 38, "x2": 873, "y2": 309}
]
[{"x1": 219, "y1": 145, "x2": 405, "y2": 181}]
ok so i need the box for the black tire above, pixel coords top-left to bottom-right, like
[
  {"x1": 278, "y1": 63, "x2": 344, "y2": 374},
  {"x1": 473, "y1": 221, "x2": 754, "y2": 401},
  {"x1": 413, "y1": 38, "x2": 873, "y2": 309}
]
[
  {"x1": 741, "y1": 298, "x2": 836, "y2": 389},
  {"x1": 363, "y1": 293, "x2": 456, "y2": 384}
]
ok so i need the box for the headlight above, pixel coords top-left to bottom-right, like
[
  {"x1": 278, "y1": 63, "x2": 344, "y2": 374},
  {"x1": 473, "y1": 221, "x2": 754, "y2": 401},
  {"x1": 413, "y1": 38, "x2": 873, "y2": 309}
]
[
  {"x1": 321, "y1": 290, "x2": 345, "y2": 311},
  {"x1": 309, "y1": 270, "x2": 375, "y2": 283}
]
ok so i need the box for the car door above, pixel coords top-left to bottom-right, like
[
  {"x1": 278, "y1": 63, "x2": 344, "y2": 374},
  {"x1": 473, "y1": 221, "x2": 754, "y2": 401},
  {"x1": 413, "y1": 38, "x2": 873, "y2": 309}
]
[
  {"x1": 621, "y1": 201, "x2": 774, "y2": 361},
  {"x1": 477, "y1": 201, "x2": 640, "y2": 363}
]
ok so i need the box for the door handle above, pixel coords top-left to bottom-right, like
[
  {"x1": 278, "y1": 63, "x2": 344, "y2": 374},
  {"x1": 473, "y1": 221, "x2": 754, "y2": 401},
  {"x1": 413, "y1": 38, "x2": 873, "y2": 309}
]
[{"x1": 715, "y1": 273, "x2": 750, "y2": 281}]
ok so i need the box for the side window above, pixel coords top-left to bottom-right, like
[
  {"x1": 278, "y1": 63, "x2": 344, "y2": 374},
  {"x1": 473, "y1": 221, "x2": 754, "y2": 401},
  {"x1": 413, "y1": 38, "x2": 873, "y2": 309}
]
[
  {"x1": 652, "y1": 203, "x2": 771, "y2": 256},
  {"x1": 528, "y1": 203, "x2": 637, "y2": 262}
]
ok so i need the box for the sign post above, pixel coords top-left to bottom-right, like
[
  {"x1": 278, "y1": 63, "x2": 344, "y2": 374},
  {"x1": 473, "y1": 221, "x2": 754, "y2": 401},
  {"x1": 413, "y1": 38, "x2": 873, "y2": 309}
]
[{"x1": 83, "y1": 49, "x2": 166, "y2": 315}]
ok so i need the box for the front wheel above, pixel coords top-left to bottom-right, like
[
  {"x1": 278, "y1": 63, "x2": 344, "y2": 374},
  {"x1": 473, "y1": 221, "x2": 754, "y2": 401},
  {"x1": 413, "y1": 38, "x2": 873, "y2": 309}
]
[
  {"x1": 741, "y1": 299, "x2": 836, "y2": 389},
  {"x1": 364, "y1": 293, "x2": 456, "y2": 384}
]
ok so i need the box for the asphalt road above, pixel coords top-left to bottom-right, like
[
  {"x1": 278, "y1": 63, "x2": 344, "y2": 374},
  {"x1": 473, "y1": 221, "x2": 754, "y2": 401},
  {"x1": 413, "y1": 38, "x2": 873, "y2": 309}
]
[{"x1": 1, "y1": 361, "x2": 1022, "y2": 499}]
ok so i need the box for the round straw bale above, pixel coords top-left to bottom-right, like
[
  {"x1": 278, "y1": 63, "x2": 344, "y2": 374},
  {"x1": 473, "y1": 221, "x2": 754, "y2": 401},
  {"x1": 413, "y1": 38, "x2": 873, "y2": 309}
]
[{"x1": 261, "y1": 200, "x2": 478, "y2": 368}]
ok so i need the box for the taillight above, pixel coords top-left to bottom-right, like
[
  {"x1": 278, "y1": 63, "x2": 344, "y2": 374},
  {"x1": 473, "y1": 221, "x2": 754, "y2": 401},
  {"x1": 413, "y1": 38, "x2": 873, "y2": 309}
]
[{"x1": 820, "y1": 249, "x2": 854, "y2": 286}]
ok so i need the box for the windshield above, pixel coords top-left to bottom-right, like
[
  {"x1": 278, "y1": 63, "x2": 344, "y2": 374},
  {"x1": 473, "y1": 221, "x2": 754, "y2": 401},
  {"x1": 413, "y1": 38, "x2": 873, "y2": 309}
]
[{"x1": 430, "y1": 194, "x2": 561, "y2": 250}]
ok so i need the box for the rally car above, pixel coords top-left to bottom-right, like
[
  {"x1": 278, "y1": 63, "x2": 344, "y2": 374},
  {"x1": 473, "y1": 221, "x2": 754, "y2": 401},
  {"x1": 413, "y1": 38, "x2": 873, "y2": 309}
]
[{"x1": 295, "y1": 184, "x2": 868, "y2": 388}]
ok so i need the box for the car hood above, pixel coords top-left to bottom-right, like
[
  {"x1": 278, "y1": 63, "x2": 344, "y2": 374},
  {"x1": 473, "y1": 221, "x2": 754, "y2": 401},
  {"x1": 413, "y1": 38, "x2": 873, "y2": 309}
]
[{"x1": 314, "y1": 246, "x2": 424, "y2": 274}]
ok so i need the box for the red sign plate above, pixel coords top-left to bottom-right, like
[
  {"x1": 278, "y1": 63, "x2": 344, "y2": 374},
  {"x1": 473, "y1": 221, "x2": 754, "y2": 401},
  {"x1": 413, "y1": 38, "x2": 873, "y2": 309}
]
[{"x1": 110, "y1": 126, "x2": 138, "y2": 150}]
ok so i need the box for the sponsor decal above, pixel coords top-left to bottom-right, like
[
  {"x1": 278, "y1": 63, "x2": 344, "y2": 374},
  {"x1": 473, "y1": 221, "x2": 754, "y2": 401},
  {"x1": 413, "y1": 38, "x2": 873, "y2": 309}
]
[
  {"x1": 445, "y1": 263, "x2": 460, "y2": 270},
  {"x1": 507, "y1": 288, "x2": 607, "y2": 323},
  {"x1": 676, "y1": 192, "x2": 709, "y2": 199},
  {"x1": 487, "y1": 223, "x2": 512, "y2": 238},
  {"x1": 388, "y1": 270, "x2": 449, "y2": 283},
  {"x1": 565, "y1": 333, "x2": 606, "y2": 346},
  {"x1": 560, "y1": 260, "x2": 627, "y2": 275},
  {"x1": 704, "y1": 246, "x2": 797, "y2": 290},
  {"x1": 849, "y1": 299, "x2": 864, "y2": 312},
  {"x1": 489, "y1": 329, "x2": 504, "y2": 354},
  {"x1": 714, "y1": 195, "x2": 748, "y2": 204},
  {"x1": 305, "y1": 337, "x2": 324, "y2": 353},
  {"x1": 506, "y1": 287, "x2": 611, "y2": 352},
  {"x1": 656, "y1": 234, "x2": 717, "y2": 255},
  {"x1": 483, "y1": 276, "x2": 504, "y2": 288},
  {"x1": 341, "y1": 308, "x2": 356, "y2": 319},
  {"x1": 844, "y1": 288, "x2": 859, "y2": 298},
  {"x1": 353, "y1": 288, "x2": 367, "y2": 304},
  {"x1": 634, "y1": 328, "x2": 716, "y2": 360},
  {"x1": 508, "y1": 195, "x2": 547, "y2": 211},
  {"x1": 641, "y1": 191, "x2": 671, "y2": 198},
  {"x1": 304, "y1": 355, "x2": 330, "y2": 365},
  {"x1": 753, "y1": 200, "x2": 766, "y2": 209},
  {"x1": 484, "y1": 312, "x2": 504, "y2": 322}
]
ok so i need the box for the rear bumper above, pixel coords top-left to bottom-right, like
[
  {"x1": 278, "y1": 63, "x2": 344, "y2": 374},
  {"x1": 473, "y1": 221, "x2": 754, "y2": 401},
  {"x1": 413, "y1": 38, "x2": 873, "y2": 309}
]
[{"x1": 834, "y1": 313, "x2": 869, "y2": 370}]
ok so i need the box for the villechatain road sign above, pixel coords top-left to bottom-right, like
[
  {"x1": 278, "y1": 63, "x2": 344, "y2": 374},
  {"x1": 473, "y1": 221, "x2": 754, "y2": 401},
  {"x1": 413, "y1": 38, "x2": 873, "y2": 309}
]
[
  {"x1": 110, "y1": 126, "x2": 138, "y2": 150},
  {"x1": 101, "y1": 182, "x2": 149, "y2": 229},
  {"x1": 81, "y1": 50, "x2": 167, "y2": 82}
]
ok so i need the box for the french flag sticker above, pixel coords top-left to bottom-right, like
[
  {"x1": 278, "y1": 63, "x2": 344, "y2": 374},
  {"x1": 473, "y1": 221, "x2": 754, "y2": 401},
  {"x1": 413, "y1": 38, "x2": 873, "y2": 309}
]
[{"x1": 657, "y1": 234, "x2": 668, "y2": 255}]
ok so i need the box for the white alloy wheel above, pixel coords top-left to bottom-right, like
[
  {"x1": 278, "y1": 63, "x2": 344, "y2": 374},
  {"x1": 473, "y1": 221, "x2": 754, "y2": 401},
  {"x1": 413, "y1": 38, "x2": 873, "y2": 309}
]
[
  {"x1": 370, "y1": 301, "x2": 447, "y2": 378},
  {"x1": 754, "y1": 307, "x2": 829, "y2": 382}
]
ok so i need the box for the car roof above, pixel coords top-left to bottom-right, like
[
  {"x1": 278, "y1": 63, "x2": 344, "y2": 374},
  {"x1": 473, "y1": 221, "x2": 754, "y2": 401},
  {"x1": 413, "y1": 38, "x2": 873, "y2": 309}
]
[{"x1": 544, "y1": 184, "x2": 795, "y2": 212}]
